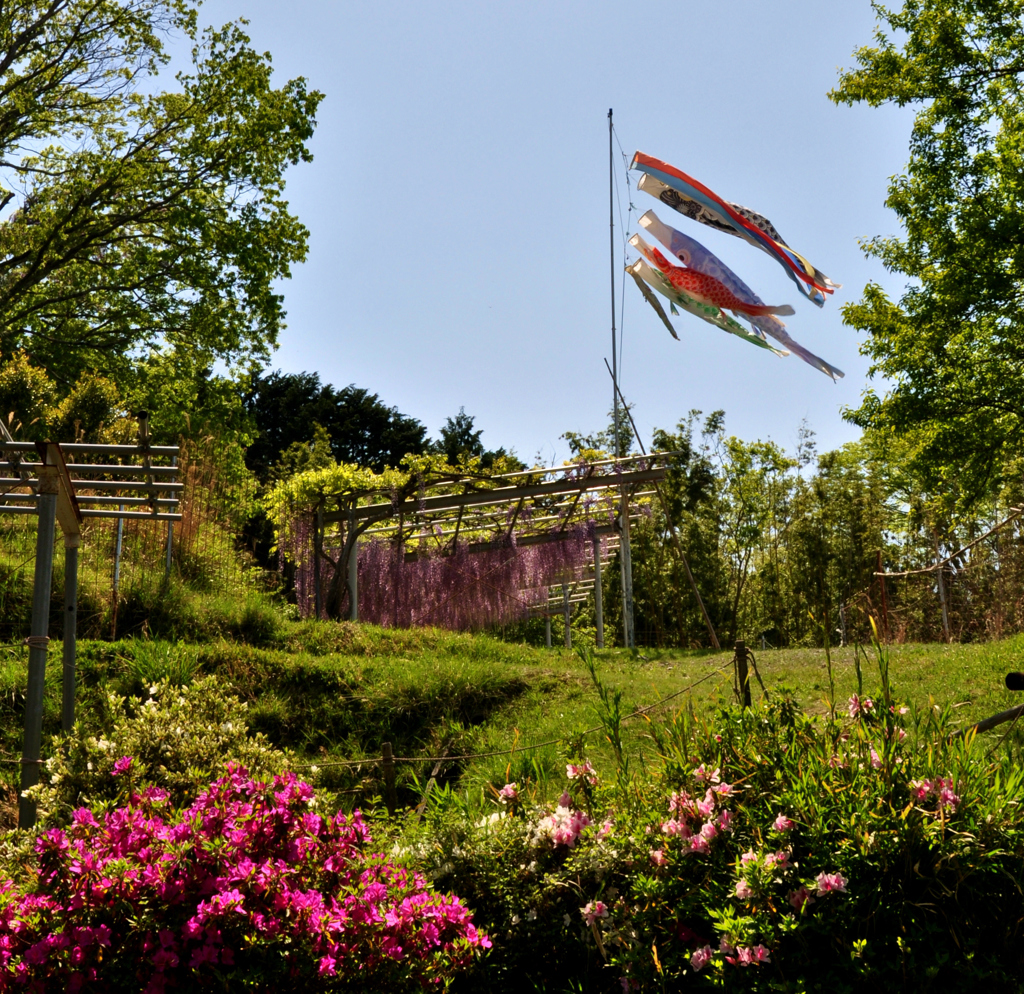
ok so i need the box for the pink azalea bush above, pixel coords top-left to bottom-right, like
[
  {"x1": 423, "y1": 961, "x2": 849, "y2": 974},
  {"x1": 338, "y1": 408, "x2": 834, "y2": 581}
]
[{"x1": 0, "y1": 765, "x2": 488, "y2": 991}]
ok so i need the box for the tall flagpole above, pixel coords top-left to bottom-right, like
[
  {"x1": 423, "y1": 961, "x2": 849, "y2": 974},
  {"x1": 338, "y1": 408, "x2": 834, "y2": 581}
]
[{"x1": 608, "y1": 108, "x2": 635, "y2": 649}]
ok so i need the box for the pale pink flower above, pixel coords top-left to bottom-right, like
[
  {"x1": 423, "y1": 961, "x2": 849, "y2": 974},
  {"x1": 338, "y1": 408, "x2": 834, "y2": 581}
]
[
  {"x1": 773, "y1": 813, "x2": 794, "y2": 832},
  {"x1": 848, "y1": 694, "x2": 875, "y2": 718},
  {"x1": 689, "y1": 835, "x2": 710, "y2": 855},
  {"x1": 661, "y1": 817, "x2": 690, "y2": 839},
  {"x1": 567, "y1": 761, "x2": 598, "y2": 785},
  {"x1": 696, "y1": 789, "x2": 716, "y2": 819},
  {"x1": 543, "y1": 806, "x2": 592, "y2": 848},
  {"x1": 690, "y1": 944, "x2": 712, "y2": 972},
  {"x1": 815, "y1": 871, "x2": 848, "y2": 895},
  {"x1": 598, "y1": 819, "x2": 614, "y2": 839},
  {"x1": 693, "y1": 765, "x2": 720, "y2": 784},
  {"x1": 740, "y1": 850, "x2": 758, "y2": 866},
  {"x1": 498, "y1": 783, "x2": 518, "y2": 803},
  {"x1": 869, "y1": 746, "x2": 882, "y2": 769},
  {"x1": 938, "y1": 784, "x2": 960, "y2": 811},
  {"x1": 910, "y1": 779, "x2": 933, "y2": 801},
  {"x1": 766, "y1": 850, "x2": 791, "y2": 871},
  {"x1": 700, "y1": 821, "x2": 718, "y2": 842},
  {"x1": 649, "y1": 848, "x2": 667, "y2": 867},
  {"x1": 580, "y1": 900, "x2": 609, "y2": 926},
  {"x1": 717, "y1": 809, "x2": 734, "y2": 832},
  {"x1": 558, "y1": 791, "x2": 572, "y2": 808},
  {"x1": 734, "y1": 879, "x2": 754, "y2": 900},
  {"x1": 751, "y1": 944, "x2": 771, "y2": 964},
  {"x1": 712, "y1": 781, "x2": 734, "y2": 796}
]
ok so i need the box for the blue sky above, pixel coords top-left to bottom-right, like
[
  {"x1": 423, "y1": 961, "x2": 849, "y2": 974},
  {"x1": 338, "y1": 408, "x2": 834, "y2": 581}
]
[{"x1": 192, "y1": 0, "x2": 915, "y2": 465}]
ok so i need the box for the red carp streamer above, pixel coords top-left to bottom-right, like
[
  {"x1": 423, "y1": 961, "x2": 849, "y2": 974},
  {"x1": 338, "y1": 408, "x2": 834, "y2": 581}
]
[{"x1": 650, "y1": 247, "x2": 794, "y2": 318}]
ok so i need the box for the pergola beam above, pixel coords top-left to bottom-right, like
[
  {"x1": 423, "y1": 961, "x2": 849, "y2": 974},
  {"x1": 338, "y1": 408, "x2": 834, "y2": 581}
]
[{"x1": 326, "y1": 466, "x2": 666, "y2": 524}]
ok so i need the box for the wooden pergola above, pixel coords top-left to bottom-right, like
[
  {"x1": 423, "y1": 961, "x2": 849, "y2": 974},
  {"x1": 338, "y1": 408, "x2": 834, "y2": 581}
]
[
  {"x1": 311, "y1": 452, "x2": 670, "y2": 642},
  {"x1": 0, "y1": 415, "x2": 180, "y2": 829}
]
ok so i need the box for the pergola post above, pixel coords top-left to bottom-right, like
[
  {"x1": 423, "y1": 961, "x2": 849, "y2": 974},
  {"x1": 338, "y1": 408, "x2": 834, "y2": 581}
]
[
  {"x1": 19, "y1": 466, "x2": 58, "y2": 830},
  {"x1": 592, "y1": 533, "x2": 604, "y2": 649},
  {"x1": 545, "y1": 613, "x2": 552, "y2": 649},
  {"x1": 348, "y1": 507, "x2": 359, "y2": 622},
  {"x1": 62, "y1": 533, "x2": 80, "y2": 733},
  {"x1": 619, "y1": 499, "x2": 635, "y2": 649},
  {"x1": 562, "y1": 583, "x2": 572, "y2": 649},
  {"x1": 314, "y1": 501, "x2": 323, "y2": 621}
]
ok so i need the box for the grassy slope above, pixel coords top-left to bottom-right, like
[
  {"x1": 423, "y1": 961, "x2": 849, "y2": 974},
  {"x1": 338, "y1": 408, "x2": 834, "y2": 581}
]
[{"x1": 4, "y1": 613, "x2": 1024, "y2": 812}]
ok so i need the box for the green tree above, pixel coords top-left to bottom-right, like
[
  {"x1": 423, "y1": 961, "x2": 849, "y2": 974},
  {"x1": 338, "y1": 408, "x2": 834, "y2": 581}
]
[
  {"x1": 0, "y1": 1, "x2": 321, "y2": 387},
  {"x1": 244, "y1": 370, "x2": 429, "y2": 480},
  {"x1": 432, "y1": 407, "x2": 518, "y2": 470},
  {"x1": 830, "y1": 0, "x2": 1024, "y2": 508}
]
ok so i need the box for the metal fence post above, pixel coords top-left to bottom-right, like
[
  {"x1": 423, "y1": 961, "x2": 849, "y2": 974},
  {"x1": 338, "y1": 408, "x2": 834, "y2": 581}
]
[
  {"x1": 61, "y1": 533, "x2": 80, "y2": 734},
  {"x1": 20, "y1": 466, "x2": 58, "y2": 829}
]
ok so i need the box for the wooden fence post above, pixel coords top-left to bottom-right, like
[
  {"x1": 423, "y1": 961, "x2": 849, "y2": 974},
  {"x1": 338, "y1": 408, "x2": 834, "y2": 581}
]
[{"x1": 735, "y1": 639, "x2": 751, "y2": 708}]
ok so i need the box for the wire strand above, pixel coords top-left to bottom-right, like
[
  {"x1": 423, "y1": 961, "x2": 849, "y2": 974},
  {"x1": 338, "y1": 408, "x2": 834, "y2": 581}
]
[{"x1": 291, "y1": 660, "x2": 732, "y2": 769}]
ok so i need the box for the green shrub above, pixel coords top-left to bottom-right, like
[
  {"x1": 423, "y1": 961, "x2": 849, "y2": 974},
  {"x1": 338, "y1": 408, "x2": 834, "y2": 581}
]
[
  {"x1": 395, "y1": 669, "x2": 1024, "y2": 993},
  {"x1": 28, "y1": 675, "x2": 289, "y2": 824}
]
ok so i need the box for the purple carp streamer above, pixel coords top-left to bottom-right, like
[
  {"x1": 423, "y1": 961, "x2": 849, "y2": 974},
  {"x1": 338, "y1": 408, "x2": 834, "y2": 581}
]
[
  {"x1": 638, "y1": 210, "x2": 844, "y2": 381},
  {"x1": 627, "y1": 239, "x2": 788, "y2": 356}
]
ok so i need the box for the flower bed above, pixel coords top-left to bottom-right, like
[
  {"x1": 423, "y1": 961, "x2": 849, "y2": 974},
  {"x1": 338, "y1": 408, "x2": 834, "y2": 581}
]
[
  {"x1": 0, "y1": 765, "x2": 488, "y2": 991},
  {"x1": 407, "y1": 688, "x2": 1024, "y2": 992}
]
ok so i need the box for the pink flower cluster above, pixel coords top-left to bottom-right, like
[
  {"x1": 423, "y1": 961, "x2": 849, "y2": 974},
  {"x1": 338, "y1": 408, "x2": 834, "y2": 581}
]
[
  {"x1": 580, "y1": 901, "x2": 609, "y2": 926},
  {"x1": 540, "y1": 804, "x2": 592, "y2": 848},
  {"x1": 692, "y1": 940, "x2": 771, "y2": 970},
  {"x1": 786, "y1": 871, "x2": 848, "y2": 909},
  {"x1": 910, "y1": 777, "x2": 961, "y2": 812},
  {"x1": 498, "y1": 783, "x2": 519, "y2": 803},
  {"x1": 0, "y1": 765, "x2": 489, "y2": 991},
  {"x1": 661, "y1": 783, "x2": 733, "y2": 855},
  {"x1": 726, "y1": 943, "x2": 771, "y2": 967},
  {"x1": 566, "y1": 761, "x2": 598, "y2": 786},
  {"x1": 814, "y1": 871, "x2": 848, "y2": 895},
  {"x1": 848, "y1": 694, "x2": 875, "y2": 718}
]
